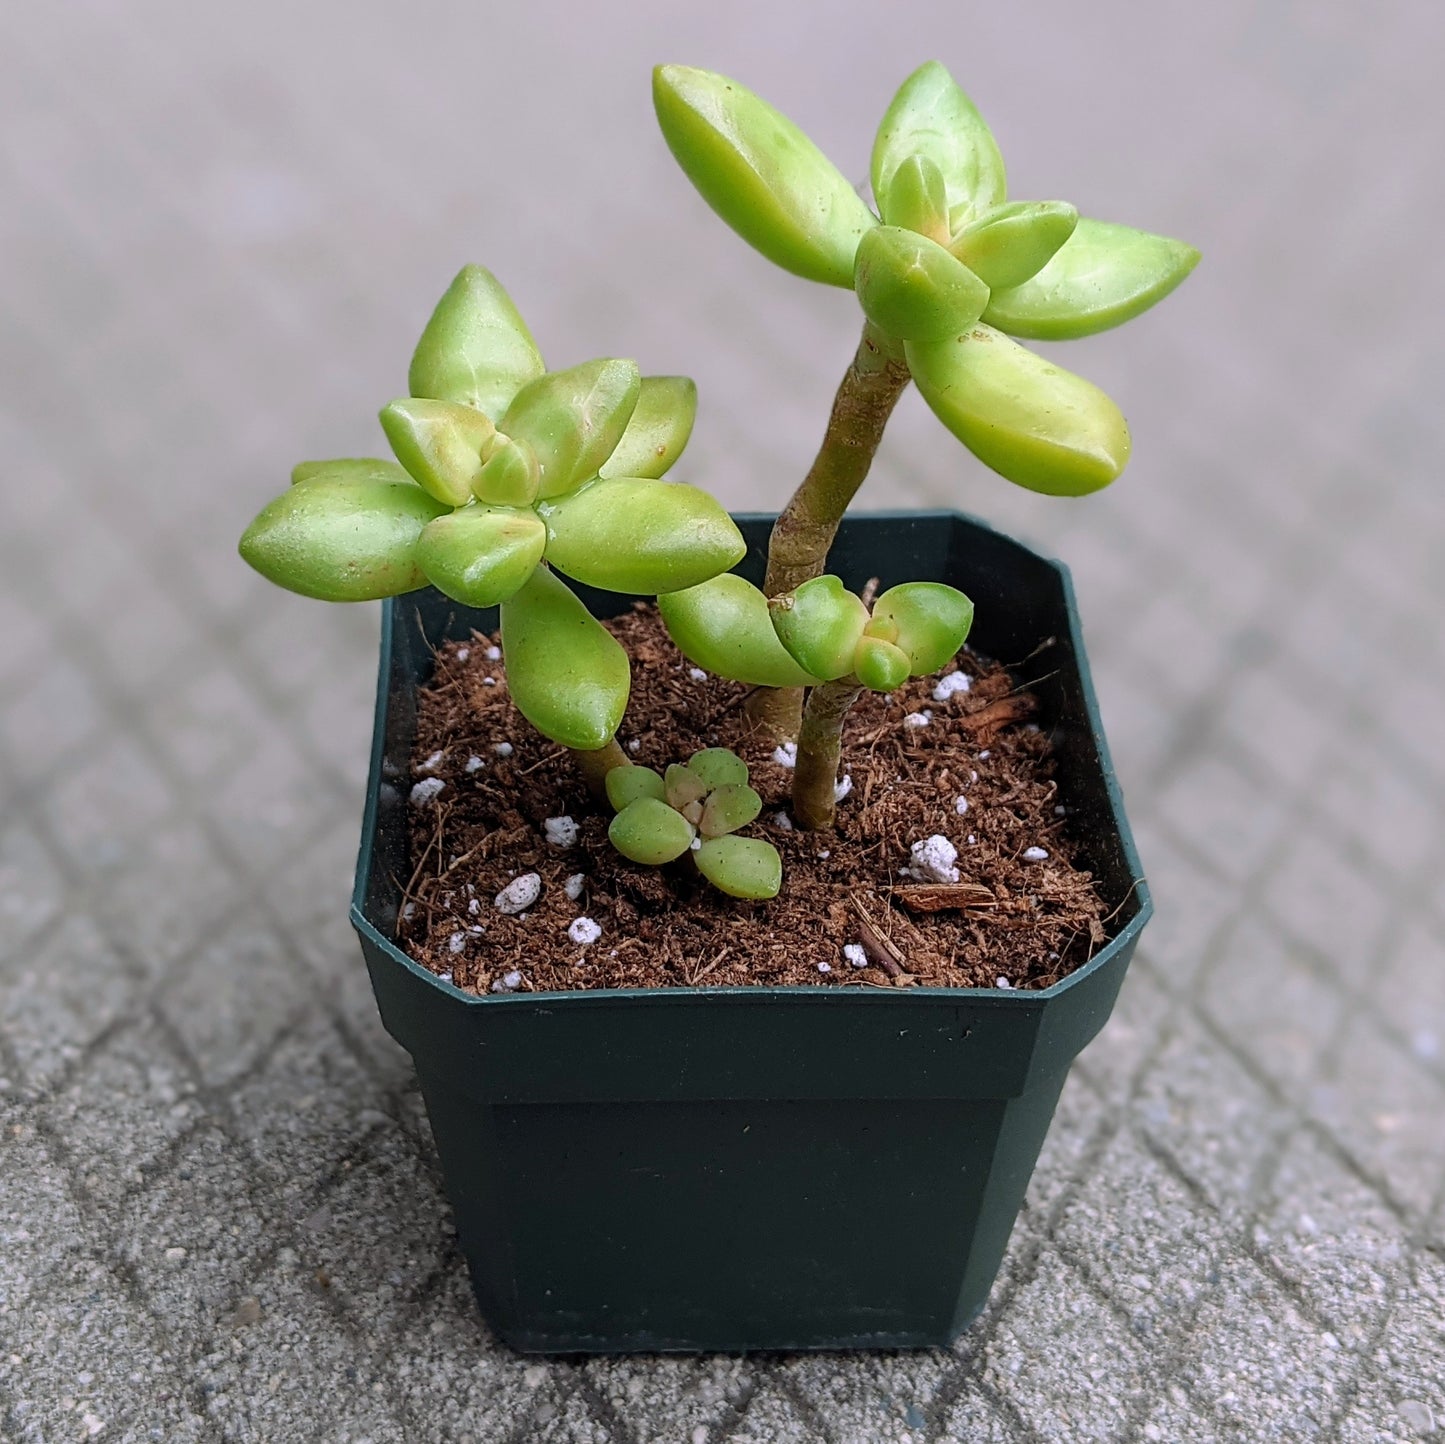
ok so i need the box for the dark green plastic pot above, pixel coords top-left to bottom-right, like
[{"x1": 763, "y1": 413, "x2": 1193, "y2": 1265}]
[{"x1": 351, "y1": 511, "x2": 1150, "y2": 1353}]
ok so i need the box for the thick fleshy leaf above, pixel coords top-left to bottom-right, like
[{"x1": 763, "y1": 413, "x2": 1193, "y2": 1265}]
[
  {"x1": 472, "y1": 434, "x2": 541, "y2": 507},
  {"x1": 877, "y1": 154, "x2": 950, "y2": 243},
  {"x1": 291, "y1": 458, "x2": 409, "y2": 486},
  {"x1": 501, "y1": 358, "x2": 641, "y2": 498},
  {"x1": 694, "y1": 836, "x2": 782, "y2": 900},
  {"x1": 769, "y1": 575, "x2": 870, "y2": 682},
  {"x1": 500, "y1": 566, "x2": 630, "y2": 749},
  {"x1": 982, "y1": 219, "x2": 1200, "y2": 340},
  {"x1": 871, "y1": 582, "x2": 974, "y2": 674},
  {"x1": 653, "y1": 65, "x2": 877, "y2": 288},
  {"x1": 906, "y1": 326, "x2": 1131, "y2": 496},
  {"x1": 380, "y1": 398, "x2": 494, "y2": 507},
  {"x1": 414, "y1": 506, "x2": 546, "y2": 607},
  {"x1": 687, "y1": 747, "x2": 749, "y2": 789},
  {"x1": 239, "y1": 478, "x2": 445, "y2": 602},
  {"x1": 408, "y1": 266, "x2": 545, "y2": 423},
  {"x1": 539, "y1": 478, "x2": 745, "y2": 595},
  {"x1": 853, "y1": 635, "x2": 912, "y2": 692},
  {"x1": 659, "y1": 574, "x2": 818, "y2": 688},
  {"x1": 871, "y1": 62, "x2": 1005, "y2": 235},
  {"x1": 605, "y1": 764, "x2": 667, "y2": 811},
  {"x1": 600, "y1": 376, "x2": 698, "y2": 480},
  {"x1": 609, "y1": 797, "x2": 696, "y2": 865},
  {"x1": 699, "y1": 782, "x2": 762, "y2": 839},
  {"x1": 853, "y1": 226, "x2": 990, "y2": 343},
  {"x1": 952, "y1": 201, "x2": 1078, "y2": 292}
]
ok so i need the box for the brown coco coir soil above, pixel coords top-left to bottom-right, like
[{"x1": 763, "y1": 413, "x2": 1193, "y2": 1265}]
[{"x1": 397, "y1": 605, "x2": 1110, "y2": 994}]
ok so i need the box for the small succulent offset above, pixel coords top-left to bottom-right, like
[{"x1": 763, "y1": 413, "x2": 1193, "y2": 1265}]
[
  {"x1": 662, "y1": 574, "x2": 973, "y2": 828},
  {"x1": 240, "y1": 266, "x2": 744, "y2": 765},
  {"x1": 605, "y1": 749, "x2": 781, "y2": 899},
  {"x1": 653, "y1": 61, "x2": 1197, "y2": 737}
]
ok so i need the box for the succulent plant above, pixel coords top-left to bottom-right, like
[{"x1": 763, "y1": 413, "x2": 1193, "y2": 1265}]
[
  {"x1": 240, "y1": 266, "x2": 745, "y2": 757},
  {"x1": 605, "y1": 749, "x2": 781, "y2": 899},
  {"x1": 654, "y1": 60, "x2": 1197, "y2": 738}
]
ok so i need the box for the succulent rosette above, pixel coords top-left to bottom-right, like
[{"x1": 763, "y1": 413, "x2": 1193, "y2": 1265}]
[
  {"x1": 654, "y1": 62, "x2": 1199, "y2": 497},
  {"x1": 240, "y1": 266, "x2": 745, "y2": 750}
]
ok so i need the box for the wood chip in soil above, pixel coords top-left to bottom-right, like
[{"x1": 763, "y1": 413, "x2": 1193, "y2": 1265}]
[{"x1": 396, "y1": 605, "x2": 1110, "y2": 994}]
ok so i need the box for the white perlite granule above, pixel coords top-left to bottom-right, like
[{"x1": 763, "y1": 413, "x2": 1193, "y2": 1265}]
[
  {"x1": 817, "y1": 961, "x2": 832, "y2": 974},
  {"x1": 465, "y1": 755, "x2": 484, "y2": 773},
  {"x1": 834, "y1": 774, "x2": 853, "y2": 801},
  {"x1": 409, "y1": 777, "x2": 445, "y2": 806},
  {"x1": 932, "y1": 671, "x2": 971, "y2": 702},
  {"x1": 996, "y1": 977, "x2": 1014, "y2": 990},
  {"x1": 492, "y1": 741, "x2": 514, "y2": 757},
  {"x1": 772, "y1": 740, "x2": 798, "y2": 768},
  {"x1": 627, "y1": 738, "x2": 642, "y2": 752},
  {"x1": 455, "y1": 647, "x2": 470, "y2": 662},
  {"x1": 772, "y1": 811, "x2": 794, "y2": 831},
  {"x1": 543, "y1": 815, "x2": 579, "y2": 848},
  {"x1": 494, "y1": 873, "x2": 541, "y2": 914},
  {"x1": 568, "y1": 917, "x2": 602, "y2": 945},
  {"x1": 954, "y1": 795, "x2": 969, "y2": 815},
  {"x1": 903, "y1": 710, "x2": 932, "y2": 729},
  {"x1": 563, "y1": 873, "x2": 586, "y2": 901},
  {"x1": 485, "y1": 645, "x2": 502, "y2": 661},
  {"x1": 1022, "y1": 846, "x2": 1049, "y2": 862},
  {"x1": 910, "y1": 834, "x2": 959, "y2": 883},
  {"x1": 688, "y1": 667, "x2": 707, "y2": 681},
  {"x1": 843, "y1": 943, "x2": 869, "y2": 968},
  {"x1": 491, "y1": 969, "x2": 523, "y2": 993},
  {"x1": 447, "y1": 932, "x2": 467, "y2": 955},
  {"x1": 419, "y1": 749, "x2": 445, "y2": 771}
]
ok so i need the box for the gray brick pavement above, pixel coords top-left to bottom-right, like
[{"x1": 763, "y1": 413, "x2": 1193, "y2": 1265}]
[{"x1": 2, "y1": 2, "x2": 1443, "y2": 1440}]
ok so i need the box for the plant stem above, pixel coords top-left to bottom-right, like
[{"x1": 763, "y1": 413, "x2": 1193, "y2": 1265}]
[
  {"x1": 571, "y1": 737, "x2": 629, "y2": 801},
  {"x1": 747, "y1": 323, "x2": 911, "y2": 742},
  {"x1": 792, "y1": 679, "x2": 862, "y2": 831}
]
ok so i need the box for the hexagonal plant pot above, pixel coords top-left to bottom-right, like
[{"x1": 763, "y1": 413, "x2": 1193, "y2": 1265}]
[{"x1": 351, "y1": 510, "x2": 1151, "y2": 1353}]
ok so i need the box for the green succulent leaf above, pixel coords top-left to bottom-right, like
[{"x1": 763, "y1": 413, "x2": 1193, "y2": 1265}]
[
  {"x1": 605, "y1": 764, "x2": 667, "y2": 811},
  {"x1": 539, "y1": 477, "x2": 745, "y2": 595},
  {"x1": 665, "y1": 763, "x2": 709, "y2": 811},
  {"x1": 600, "y1": 376, "x2": 698, "y2": 480},
  {"x1": 687, "y1": 747, "x2": 749, "y2": 790},
  {"x1": 877, "y1": 154, "x2": 951, "y2": 242},
  {"x1": 380, "y1": 398, "x2": 495, "y2": 507},
  {"x1": 414, "y1": 505, "x2": 546, "y2": 608},
  {"x1": 472, "y1": 434, "x2": 541, "y2": 507},
  {"x1": 906, "y1": 326, "x2": 1131, "y2": 496},
  {"x1": 653, "y1": 64, "x2": 877, "y2": 288},
  {"x1": 982, "y1": 218, "x2": 1200, "y2": 340},
  {"x1": 853, "y1": 226, "x2": 990, "y2": 343},
  {"x1": 853, "y1": 635, "x2": 912, "y2": 692},
  {"x1": 952, "y1": 201, "x2": 1079, "y2": 292},
  {"x1": 291, "y1": 458, "x2": 410, "y2": 487},
  {"x1": 871, "y1": 62, "x2": 1006, "y2": 237},
  {"x1": 699, "y1": 782, "x2": 762, "y2": 839},
  {"x1": 499, "y1": 565, "x2": 630, "y2": 749},
  {"x1": 658, "y1": 574, "x2": 819, "y2": 688},
  {"x1": 609, "y1": 796, "x2": 696, "y2": 865},
  {"x1": 501, "y1": 358, "x2": 641, "y2": 499},
  {"x1": 239, "y1": 478, "x2": 446, "y2": 602},
  {"x1": 408, "y1": 265, "x2": 545, "y2": 423},
  {"x1": 769, "y1": 575, "x2": 870, "y2": 682},
  {"x1": 694, "y1": 835, "x2": 782, "y2": 900},
  {"x1": 871, "y1": 582, "x2": 974, "y2": 674}
]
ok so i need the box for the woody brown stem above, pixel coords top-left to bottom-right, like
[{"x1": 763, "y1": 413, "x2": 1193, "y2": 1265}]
[
  {"x1": 570, "y1": 737, "x2": 629, "y2": 801},
  {"x1": 792, "y1": 679, "x2": 863, "y2": 831},
  {"x1": 746, "y1": 323, "x2": 911, "y2": 743}
]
